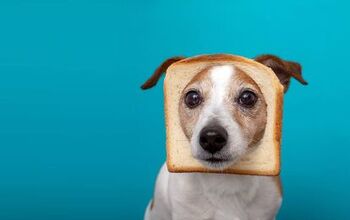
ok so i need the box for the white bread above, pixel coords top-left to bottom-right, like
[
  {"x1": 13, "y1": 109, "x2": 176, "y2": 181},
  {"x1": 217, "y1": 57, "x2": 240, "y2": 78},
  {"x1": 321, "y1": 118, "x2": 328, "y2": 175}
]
[{"x1": 164, "y1": 54, "x2": 284, "y2": 176}]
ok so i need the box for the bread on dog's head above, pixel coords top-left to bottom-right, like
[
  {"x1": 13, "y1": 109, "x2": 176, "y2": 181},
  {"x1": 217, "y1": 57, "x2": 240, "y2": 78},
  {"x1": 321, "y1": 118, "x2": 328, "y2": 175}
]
[{"x1": 142, "y1": 54, "x2": 307, "y2": 176}]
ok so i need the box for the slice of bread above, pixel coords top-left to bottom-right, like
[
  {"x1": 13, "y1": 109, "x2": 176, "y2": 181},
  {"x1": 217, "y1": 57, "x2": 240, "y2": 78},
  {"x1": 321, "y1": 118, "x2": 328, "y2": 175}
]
[{"x1": 164, "y1": 54, "x2": 284, "y2": 176}]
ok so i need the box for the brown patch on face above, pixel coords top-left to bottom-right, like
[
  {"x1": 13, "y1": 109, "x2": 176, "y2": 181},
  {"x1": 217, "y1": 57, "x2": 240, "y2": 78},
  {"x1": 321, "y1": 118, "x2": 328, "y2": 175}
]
[
  {"x1": 178, "y1": 67, "x2": 213, "y2": 140},
  {"x1": 228, "y1": 68, "x2": 267, "y2": 148}
]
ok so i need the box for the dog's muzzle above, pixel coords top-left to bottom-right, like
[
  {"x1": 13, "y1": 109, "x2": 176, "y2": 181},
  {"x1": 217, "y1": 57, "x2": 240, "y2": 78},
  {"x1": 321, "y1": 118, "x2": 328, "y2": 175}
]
[{"x1": 199, "y1": 125, "x2": 228, "y2": 154}]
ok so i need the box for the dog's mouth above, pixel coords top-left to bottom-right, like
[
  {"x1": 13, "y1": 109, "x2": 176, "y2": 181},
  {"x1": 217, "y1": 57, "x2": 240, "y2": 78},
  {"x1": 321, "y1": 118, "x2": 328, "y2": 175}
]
[
  {"x1": 204, "y1": 157, "x2": 229, "y2": 163},
  {"x1": 197, "y1": 155, "x2": 236, "y2": 170}
]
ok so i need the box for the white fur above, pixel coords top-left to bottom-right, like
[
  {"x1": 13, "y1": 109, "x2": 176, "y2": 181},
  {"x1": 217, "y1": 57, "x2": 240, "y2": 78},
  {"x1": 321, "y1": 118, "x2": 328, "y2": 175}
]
[
  {"x1": 145, "y1": 164, "x2": 282, "y2": 220},
  {"x1": 210, "y1": 65, "x2": 233, "y2": 104},
  {"x1": 145, "y1": 65, "x2": 282, "y2": 220},
  {"x1": 191, "y1": 65, "x2": 246, "y2": 169}
]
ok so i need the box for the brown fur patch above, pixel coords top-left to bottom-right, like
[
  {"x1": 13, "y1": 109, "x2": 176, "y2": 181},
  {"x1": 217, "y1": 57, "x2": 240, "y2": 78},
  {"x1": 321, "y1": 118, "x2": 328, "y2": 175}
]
[
  {"x1": 255, "y1": 54, "x2": 307, "y2": 92},
  {"x1": 141, "y1": 56, "x2": 185, "y2": 90},
  {"x1": 178, "y1": 67, "x2": 213, "y2": 140},
  {"x1": 228, "y1": 68, "x2": 267, "y2": 148}
]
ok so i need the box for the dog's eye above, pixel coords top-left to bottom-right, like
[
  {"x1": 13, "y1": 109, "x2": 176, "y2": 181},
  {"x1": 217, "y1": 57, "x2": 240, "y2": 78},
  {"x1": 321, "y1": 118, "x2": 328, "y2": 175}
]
[
  {"x1": 237, "y1": 90, "x2": 258, "y2": 108},
  {"x1": 185, "y1": 90, "x2": 202, "y2": 108}
]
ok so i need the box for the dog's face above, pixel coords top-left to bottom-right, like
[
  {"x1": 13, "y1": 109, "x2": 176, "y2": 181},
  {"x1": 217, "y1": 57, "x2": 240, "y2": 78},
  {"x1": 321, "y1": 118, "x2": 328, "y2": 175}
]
[
  {"x1": 141, "y1": 54, "x2": 307, "y2": 170},
  {"x1": 179, "y1": 65, "x2": 267, "y2": 169}
]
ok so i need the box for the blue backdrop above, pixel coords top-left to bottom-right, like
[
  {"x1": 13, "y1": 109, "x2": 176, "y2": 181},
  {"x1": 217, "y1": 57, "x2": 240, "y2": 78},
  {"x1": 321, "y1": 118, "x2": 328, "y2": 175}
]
[{"x1": 0, "y1": 0, "x2": 349, "y2": 219}]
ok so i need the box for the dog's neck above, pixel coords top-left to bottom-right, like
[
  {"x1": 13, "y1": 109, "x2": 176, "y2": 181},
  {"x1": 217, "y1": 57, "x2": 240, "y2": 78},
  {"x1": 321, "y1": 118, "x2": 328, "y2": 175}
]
[{"x1": 175, "y1": 172, "x2": 260, "y2": 201}]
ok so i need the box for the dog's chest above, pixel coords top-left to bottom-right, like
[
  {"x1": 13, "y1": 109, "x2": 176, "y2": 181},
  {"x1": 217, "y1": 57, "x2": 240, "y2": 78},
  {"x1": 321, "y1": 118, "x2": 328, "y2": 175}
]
[{"x1": 168, "y1": 173, "x2": 261, "y2": 219}]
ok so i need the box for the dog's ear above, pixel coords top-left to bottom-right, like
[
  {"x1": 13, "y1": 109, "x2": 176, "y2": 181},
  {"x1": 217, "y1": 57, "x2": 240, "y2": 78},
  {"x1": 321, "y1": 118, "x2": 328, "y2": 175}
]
[
  {"x1": 141, "y1": 56, "x2": 186, "y2": 90},
  {"x1": 255, "y1": 54, "x2": 308, "y2": 92}
]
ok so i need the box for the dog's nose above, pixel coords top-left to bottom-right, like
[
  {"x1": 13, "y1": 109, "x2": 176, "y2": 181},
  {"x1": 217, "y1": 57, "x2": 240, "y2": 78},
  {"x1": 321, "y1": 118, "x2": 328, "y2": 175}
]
[{"x1": 199, "y1": 126, "x2": 228, "y2": 154}]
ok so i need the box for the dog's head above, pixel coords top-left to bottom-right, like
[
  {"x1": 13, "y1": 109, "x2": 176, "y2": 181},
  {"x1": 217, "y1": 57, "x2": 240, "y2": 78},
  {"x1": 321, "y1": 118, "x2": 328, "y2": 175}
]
[{"x1": 142, "y1": 54, "x2": 307, "y2": 170}]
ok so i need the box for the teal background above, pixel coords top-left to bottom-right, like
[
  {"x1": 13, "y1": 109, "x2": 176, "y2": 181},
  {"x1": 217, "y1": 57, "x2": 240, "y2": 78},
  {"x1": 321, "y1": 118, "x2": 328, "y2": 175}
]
[{"x1": 0, "y1": 0, "x2": 349, "y2": 219}]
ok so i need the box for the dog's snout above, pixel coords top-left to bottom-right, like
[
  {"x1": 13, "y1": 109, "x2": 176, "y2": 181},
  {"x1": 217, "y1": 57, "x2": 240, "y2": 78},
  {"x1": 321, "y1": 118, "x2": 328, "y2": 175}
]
[{"x1": 199, "y1": 126, "x2": 228, "y2": 154}]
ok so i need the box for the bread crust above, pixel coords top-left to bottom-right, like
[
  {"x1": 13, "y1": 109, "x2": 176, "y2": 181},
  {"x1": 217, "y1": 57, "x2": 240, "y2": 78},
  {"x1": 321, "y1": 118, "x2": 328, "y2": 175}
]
[{"x1": 164, "y1": 54, "x2": 284, "y2": 176}]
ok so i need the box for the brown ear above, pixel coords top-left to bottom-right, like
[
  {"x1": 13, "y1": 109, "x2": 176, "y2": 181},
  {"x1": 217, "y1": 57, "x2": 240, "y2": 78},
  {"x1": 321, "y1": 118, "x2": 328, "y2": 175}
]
[
  {"x1": 141, "y1": 56, "x2": 186, "y2": 90},
  {"x1": 255, "y1": 54, "x2": 308, "y2": 92}
]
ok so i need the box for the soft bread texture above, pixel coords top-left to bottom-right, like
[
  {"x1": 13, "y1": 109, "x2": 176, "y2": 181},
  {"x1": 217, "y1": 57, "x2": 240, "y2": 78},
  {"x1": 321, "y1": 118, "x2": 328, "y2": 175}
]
[{"x1": 164, "y1": 54, "x2": 284, "y2": 176}]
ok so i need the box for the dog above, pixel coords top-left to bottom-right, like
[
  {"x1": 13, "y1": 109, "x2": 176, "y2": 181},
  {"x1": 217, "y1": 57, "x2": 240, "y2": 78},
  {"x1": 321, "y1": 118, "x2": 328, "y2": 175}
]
[{"x1": 141, "y1": 54, "x2": 307, "y2": 220}]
